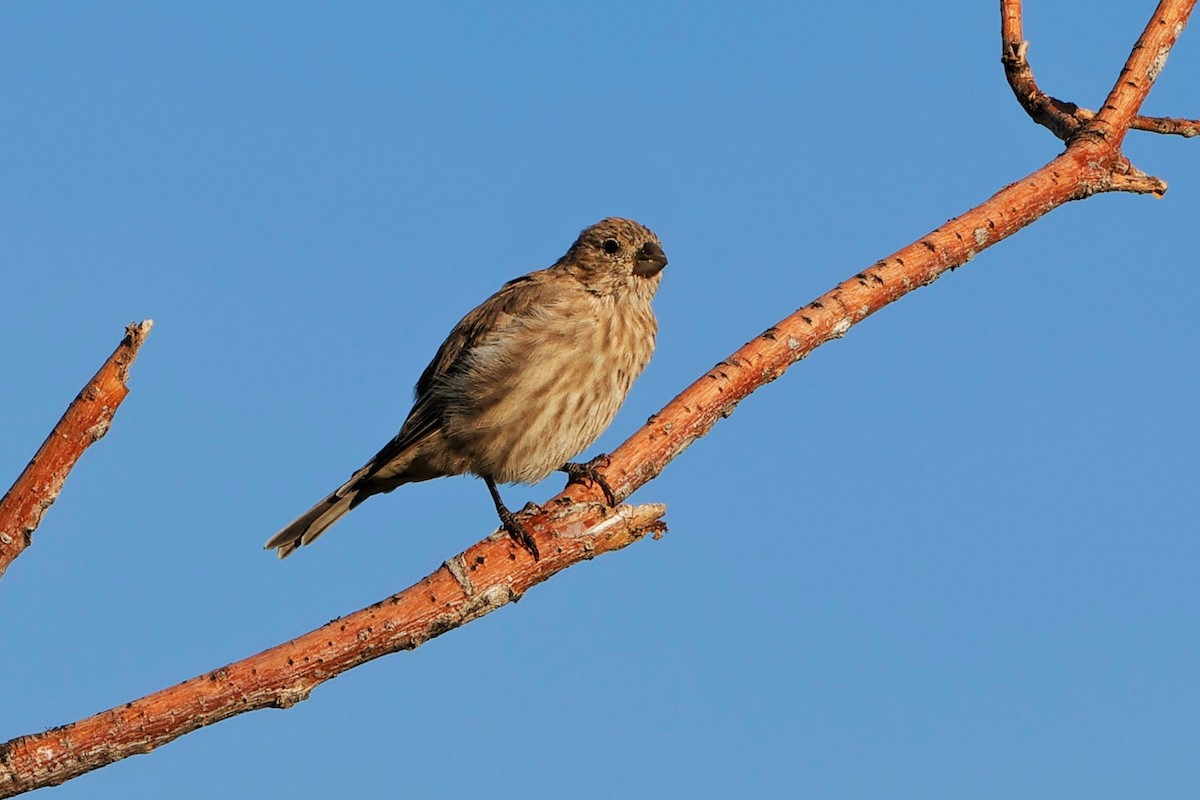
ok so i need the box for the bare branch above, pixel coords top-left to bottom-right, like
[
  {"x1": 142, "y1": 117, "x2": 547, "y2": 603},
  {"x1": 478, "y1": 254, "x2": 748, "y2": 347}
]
[
  {"x1": 1088, "y1": 0, "x2": 1195, "y2": 148},
  {"x1": 591, "y1": 150, "x2": 1133, "y2": 505},
  {"x1": 1001, "y1": 0, "x2": 1198, "y2": 141},
  {"x1": 0, "y1": 321, "x2": 153, "y2": 581},
  {"x1": 0, "y1": 501, "x2": 666, "y2": 797}
]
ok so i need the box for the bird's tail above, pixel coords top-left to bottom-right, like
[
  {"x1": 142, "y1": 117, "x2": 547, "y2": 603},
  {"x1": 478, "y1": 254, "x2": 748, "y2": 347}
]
[
  {"x1": 265, "y1": 436, "x2": 421, "y2": 558},
  {"x1": 264, "y1": 483, "x2": 363, "y2": 558}
]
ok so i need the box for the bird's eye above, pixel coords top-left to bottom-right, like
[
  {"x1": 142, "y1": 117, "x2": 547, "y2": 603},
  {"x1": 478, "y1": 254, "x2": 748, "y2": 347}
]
[{"x1": 602, "y1": 238, "x2": 621, "y2": 255}]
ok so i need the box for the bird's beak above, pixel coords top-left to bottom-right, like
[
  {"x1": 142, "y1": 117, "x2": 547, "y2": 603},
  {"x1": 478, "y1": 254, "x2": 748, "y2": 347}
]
[{"x1": 634, "y1": 241, "x2": 668, "y2": 277}]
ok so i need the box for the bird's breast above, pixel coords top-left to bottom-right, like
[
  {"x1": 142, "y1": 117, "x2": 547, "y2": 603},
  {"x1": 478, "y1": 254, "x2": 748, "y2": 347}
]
[{"x1": 442, "y1": 294, "x2": 657, "y2": 484}]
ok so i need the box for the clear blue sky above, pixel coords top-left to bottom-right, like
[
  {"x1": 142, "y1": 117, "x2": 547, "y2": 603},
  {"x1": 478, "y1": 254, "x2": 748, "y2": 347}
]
[{"x1": 3, "y1": 3, "x2": 1197, "y2": 798}]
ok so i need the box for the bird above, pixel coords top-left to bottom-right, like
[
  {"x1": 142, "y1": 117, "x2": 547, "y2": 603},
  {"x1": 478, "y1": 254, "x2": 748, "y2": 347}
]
[{"x1": 265, "y1": 217, "x2": 668, "y2": 559}]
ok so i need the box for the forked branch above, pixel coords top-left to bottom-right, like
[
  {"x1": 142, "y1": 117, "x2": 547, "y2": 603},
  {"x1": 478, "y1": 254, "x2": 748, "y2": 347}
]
[{"x1": 1001, "y1": 0, "x2": 1199, "y2": 141}]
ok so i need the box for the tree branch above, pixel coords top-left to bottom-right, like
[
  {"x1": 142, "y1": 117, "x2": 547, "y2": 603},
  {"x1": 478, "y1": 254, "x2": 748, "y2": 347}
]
[
  {"x1": 0, "y1": 320, "x2": 153, "y2": 582},
  {"x1": 1, "y1": 1, "x2": 1195, "y2": 795},
  {"x1": 1088, "y1": 0, "x2": 1194, "y2": 148},
  {"x1": 0, "y1": 501, "x2": 666, "y2": 797},
  {"x1": 1001, "y1": 0, "x2": 1199, "y2": 140}
]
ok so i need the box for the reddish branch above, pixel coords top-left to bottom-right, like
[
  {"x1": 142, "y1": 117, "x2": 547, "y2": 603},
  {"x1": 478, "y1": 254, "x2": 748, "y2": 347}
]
[
  {"x1": 1088, "y1": 0, "x2": 1194, "y2": 145},
  {"x1": 0, "y1": 321, "x2": 153, "y2": 581},
  {"x1": 1001, "y1": 0, "x2": 1199, "y2": 141},
  {"x1": 0, "y1": 502, "x2": 666, "y2": 796},
  {"x1": 1, "y1": 1, "x2": 1196, "y2": 796}
]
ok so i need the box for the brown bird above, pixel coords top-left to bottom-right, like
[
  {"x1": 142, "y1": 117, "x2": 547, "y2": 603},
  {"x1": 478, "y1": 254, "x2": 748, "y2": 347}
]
[{"x1": 265, "y1": 217, "x2": 668, "y2": 559}]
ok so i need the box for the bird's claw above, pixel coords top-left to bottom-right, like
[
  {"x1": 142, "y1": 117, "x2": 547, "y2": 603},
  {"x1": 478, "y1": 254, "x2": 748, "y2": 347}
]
[
  {"x1": 499, "y1": 507, "x2": 540, "y2": 561},
  {"x1": 561, "y1": 454, "x2": 618, "y2": 506}
]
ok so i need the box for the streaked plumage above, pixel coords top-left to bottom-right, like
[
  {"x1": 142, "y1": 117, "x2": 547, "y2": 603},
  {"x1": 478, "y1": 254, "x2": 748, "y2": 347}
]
[{"x1": 266, "y1": 217, "x2": 667, "y2": 558}]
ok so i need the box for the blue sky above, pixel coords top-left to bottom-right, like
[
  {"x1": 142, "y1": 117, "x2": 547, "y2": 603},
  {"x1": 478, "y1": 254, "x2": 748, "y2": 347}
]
[{"x1": 2, "y1": 3, "x2": 1197, "y2": 798}]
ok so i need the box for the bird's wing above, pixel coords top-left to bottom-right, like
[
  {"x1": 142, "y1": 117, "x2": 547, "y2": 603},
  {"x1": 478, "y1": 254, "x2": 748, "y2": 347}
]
[
  {"x1": 362, "y1": 268, "x2": 566, "y2": 475},
  {"x1": 413, "y1": 271, "x2": 553, "y2": 398}
]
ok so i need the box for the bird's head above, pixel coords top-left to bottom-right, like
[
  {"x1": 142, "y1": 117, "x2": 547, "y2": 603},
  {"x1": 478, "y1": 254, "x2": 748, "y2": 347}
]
[{"x1": 557, "y1": 217, "x2": 668, "y2": 298}]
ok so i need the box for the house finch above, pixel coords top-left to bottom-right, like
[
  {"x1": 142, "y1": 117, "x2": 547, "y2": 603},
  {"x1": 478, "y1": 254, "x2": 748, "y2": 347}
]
[{"x1": 265, "y1": 217, "x2": 668, "y2": 559}]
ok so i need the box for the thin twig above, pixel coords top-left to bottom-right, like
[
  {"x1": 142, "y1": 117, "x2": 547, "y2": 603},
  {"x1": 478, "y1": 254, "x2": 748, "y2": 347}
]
[{"x1": 1128, "y1": 113, "x2": 1200, "y2": 137}]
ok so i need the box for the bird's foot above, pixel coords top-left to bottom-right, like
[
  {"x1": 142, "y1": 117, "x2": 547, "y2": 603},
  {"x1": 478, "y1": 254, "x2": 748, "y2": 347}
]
[
  {"x1": 485, "y1": 477, "x2": 540, "y2": 560},
  {"x1": 498, "y1": 506, "x2": 541, "y2": 561},
  {"x1": 561, "y1": 454, "x2": 617, "y2": 506}
]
